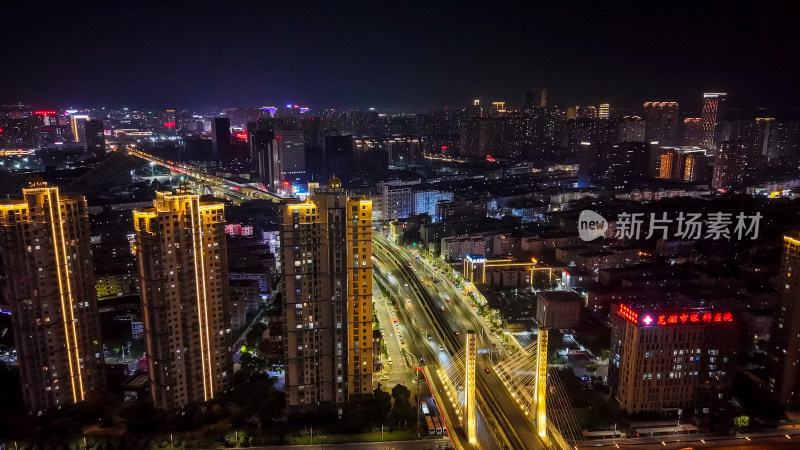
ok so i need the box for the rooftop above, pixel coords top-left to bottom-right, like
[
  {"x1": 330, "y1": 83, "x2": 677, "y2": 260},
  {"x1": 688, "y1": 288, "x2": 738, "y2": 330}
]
[{"x1": 537, "y1": 290, "x2": 582, "y2": 303}]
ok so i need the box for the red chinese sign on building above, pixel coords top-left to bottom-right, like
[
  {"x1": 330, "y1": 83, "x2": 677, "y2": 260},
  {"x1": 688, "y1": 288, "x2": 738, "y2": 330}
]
[{"x1": 618, "y1": 303, "x2": 734, "y2": 326}]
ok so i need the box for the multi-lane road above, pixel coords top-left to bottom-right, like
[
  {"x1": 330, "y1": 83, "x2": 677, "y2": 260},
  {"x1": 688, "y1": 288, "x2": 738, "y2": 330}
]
[{"x1": 373, "y1": 234, "x2": 556, "y2": 450}]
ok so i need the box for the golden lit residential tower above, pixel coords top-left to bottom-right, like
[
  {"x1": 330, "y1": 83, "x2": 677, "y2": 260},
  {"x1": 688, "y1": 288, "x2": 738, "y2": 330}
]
[
  {"x1": 0, "y1": 182, "x2": 104, "y2": 414},
  {"x1": 598, "y1": 103, "x2": 610, "y2": 119},
  {"x1": 133, "y1": 189, "x2": 232, "y2": 410},
  {"x1": 280, "y1": 177, "x2": 373, "y2": 411}
]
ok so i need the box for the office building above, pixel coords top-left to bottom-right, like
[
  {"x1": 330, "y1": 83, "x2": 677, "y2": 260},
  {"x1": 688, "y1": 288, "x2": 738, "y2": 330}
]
[
  {"x1": 0, "y1": 182, "x2": 105, "y2": 413},
  {"x1": 34, "y1": 111, "x2": 64, "y2": 146},
  {"x1": 162, "y1": 109, "x2": 176, "y2": 133},
  {"x1": 280, "y1": 177, "x2": 373, "y2": 411},
  {"x1": 524, "y1": 89, "x2": 547, "y2": 110},
  {"x1": 133, "y1": 190, "x2": 232, "y2": 410},
  {"x1": 70, "y1": 115, "x2": 89, "y2": 142},
  {"x1": 85, "y1": 119, "x2": 105, "y2": 155},
  {"x1": 609, "y1": 302, "x2": 739, "y2": 415},
  {"x1": 274, "y1": 128, "x2": 306, "y2": 188},
  {"x1": 771, "y1": 233, "x2": 800, "y2": 406},
  {"x1": 211, "y1": 117, "x2": 231, "y2": 160},
  {"x1": 701, "y1": 93, "x2": 726, "y2": 149}
]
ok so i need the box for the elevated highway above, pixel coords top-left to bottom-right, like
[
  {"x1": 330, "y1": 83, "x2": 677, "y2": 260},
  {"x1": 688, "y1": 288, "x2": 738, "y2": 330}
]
[
  {"x1": 373, "y1": 237, "x2": 554, "y2": 449},
  {"x1": 127, "y1": 149, "x2": 283, "y2": 204}
]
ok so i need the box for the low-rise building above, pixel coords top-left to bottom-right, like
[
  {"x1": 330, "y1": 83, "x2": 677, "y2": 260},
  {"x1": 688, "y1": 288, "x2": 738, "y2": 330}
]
[
  {"x1": 441, "y1": 234, "x2": 489, "y2": 262},
  {"x1": 536, "y1": 291, "x2": 582, "y2": 329}
]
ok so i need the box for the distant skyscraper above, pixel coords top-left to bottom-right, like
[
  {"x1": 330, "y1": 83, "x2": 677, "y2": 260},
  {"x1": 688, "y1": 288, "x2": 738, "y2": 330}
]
[
  {"x1": 701, "y1": 93, "x2": 726, "y2": 148},
  {"x1": 273, "y1": 128, "x2": 306, "y2": 188},
  {"x1": 162, "y1": 109, "x2": 177, "y2": 133},
  {"x1": 0, "y1": 116, "x2": 39, "y2": 149},
  {"x1": 643, "y1": 102, "x2": 679, "y2": 145},
  {"x1": 772, "y1": 233, "x2": 800, "y2": 406},
  {"x1": 683, "y1": 118, "x2": 704, "y2": 146},
  {"x1": 598, "y1": 103, "x2": 610, "y2": 119},
  {"x1": 70, "y1": 115, "x2": 89, "y2": 142},
  {"x1": 250, "y1": 119, "x2": 276, "y2": 188},
  {"x1": 280, "y1": 178, "x2": 373, "y2": 411},
  {"x1": 0, "y1": 182, "x2": 105, "y2": 414},
  {"x1": 211, "y1": 117, "x2": 231, "y2": 160},
  {"x1": 524, "y1": 89, "x2": 547, "y2": 109},
  {"x1": 711, "y1": 140, "x2": 762, "y2": 190},
  {"x1": 84, "y1": 119, "x2": 105, "y2": 155},
  {"x1": 133, "y1": 190, "x2": 232, "y2": 410},
  {"x1": 583, "y1": 105, "x2": 598, "y2": 119},
  {"x1": 565, "y1": 106, "x2": 579, "y2": 120},
  {"x1": 578, "y1": 141, "x2": 651, "y2": 188},
  {"x1": 617, "y1": 116, "x2": 646, "y2": 142},
  {"x1": 323, "y1": 134, "x2": 355, "y2": 180}
]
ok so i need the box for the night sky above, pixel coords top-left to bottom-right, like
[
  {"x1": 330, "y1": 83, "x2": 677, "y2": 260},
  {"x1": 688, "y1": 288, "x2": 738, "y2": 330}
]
[{"x1": 1, "y1": 1, "x2": 797, "y2": 111}]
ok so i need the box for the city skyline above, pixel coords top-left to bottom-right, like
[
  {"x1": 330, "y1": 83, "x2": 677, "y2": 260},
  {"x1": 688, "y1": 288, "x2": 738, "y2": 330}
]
[
  {"x1": 1, "y1": 2, "x2": 798, "y2": 110},
  {"x1": 4, "y1": 3, "x2": 800, "y2": 449}
]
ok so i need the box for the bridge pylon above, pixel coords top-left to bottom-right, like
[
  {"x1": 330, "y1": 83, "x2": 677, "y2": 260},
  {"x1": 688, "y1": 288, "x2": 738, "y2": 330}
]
[
  {"x1": 465, "y1": 330, "x2": 477, "y2": 444},
  {"x1": 535, "y1": 328, "x2": 548, "y2": 438}
]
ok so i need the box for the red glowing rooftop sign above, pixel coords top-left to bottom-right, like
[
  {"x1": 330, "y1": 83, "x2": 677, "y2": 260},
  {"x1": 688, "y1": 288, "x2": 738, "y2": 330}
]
[
  {"x1": 234, "y1": 132, "x2": 248, "y2": 141},
  {"x1": 163, "y1": 121, "x2": 176, "y2": 127},
  {"x1": 617, "y1": 303, "x2": 734, "y2": 327},
  {"x1": 35, "y1": 110, "x2": 57, "y2": 115},
  {"x1": 618, "y1": 303, "x2": 638, "y2": 324}
]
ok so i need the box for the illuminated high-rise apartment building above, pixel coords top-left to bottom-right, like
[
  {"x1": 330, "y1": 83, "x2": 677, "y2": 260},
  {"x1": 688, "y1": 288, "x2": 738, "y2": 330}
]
[
  {"x1": 772, "y1": 232, "x2": 800, "y2": 406},
  {"x1": 280, "y1": 177, "x2": 373, "y2": 411},
  {"x1": 701, "y1": 93, "x2": 726, "y2": 149},
  {"x1": 133, "y1": 190, "x2": 232, "y2": 410},
  {"x1": 644, "y1": 101, "x2": 679, "y2": 145},
  {"x1": 598, "y1": 103, "x2": 610, "y2": 119},
  {"x1": 0, "y1": 182, "x2": 104, "y2": 414},
  {"x1": 683, "y1": 118, "x2": 704, "y2": 146}
]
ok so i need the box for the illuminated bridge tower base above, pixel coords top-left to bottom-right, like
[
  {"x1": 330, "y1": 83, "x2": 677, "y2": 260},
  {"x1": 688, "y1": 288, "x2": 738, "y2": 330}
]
[
  {"x1": 465, "y1": 330, "x2": 477, "y2": 444},
  {"x1": 535, "y1": 328, "x2": 549, "y2": 439}
]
